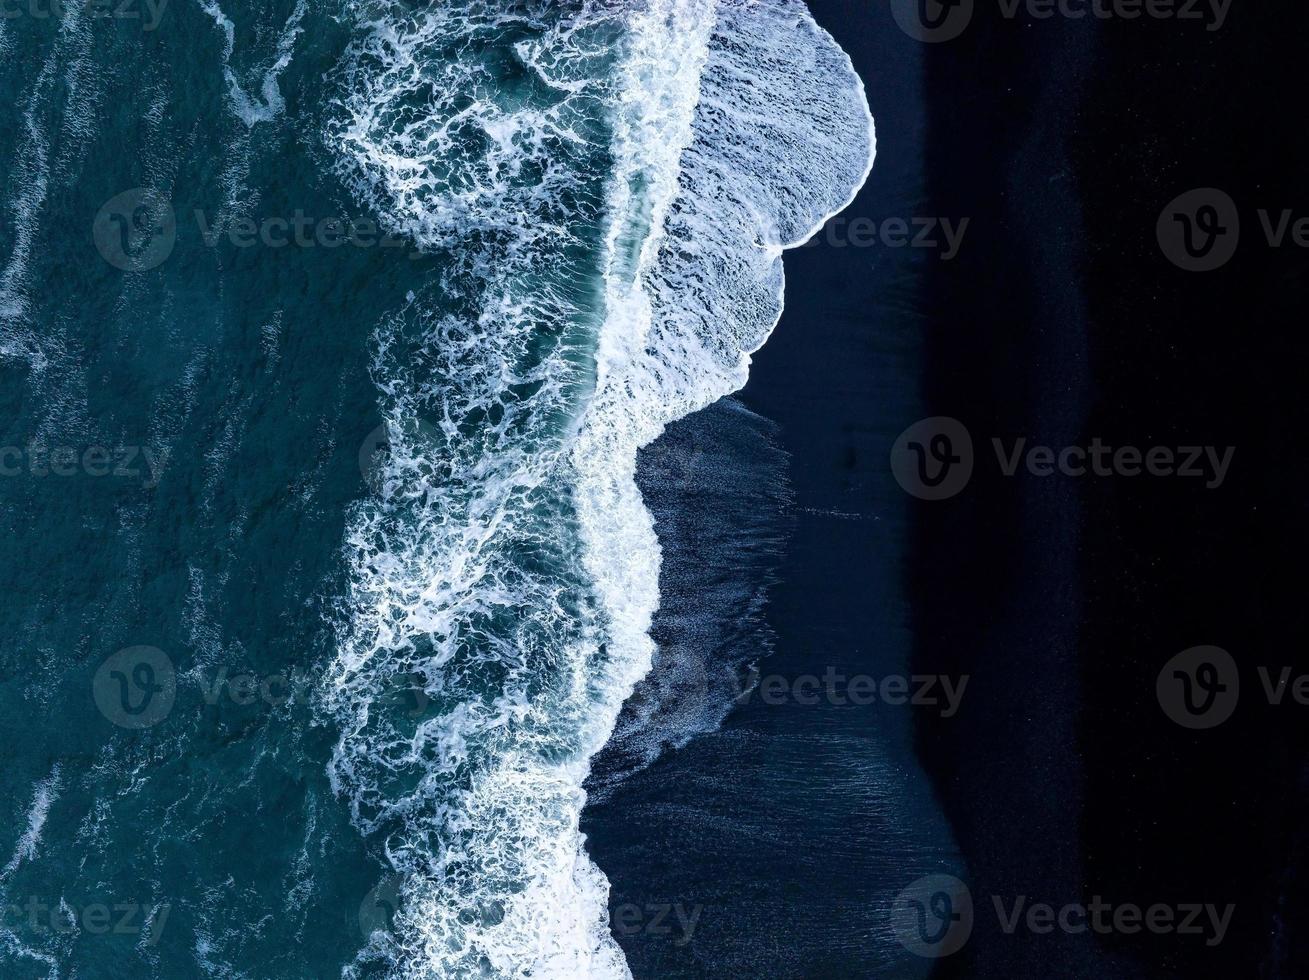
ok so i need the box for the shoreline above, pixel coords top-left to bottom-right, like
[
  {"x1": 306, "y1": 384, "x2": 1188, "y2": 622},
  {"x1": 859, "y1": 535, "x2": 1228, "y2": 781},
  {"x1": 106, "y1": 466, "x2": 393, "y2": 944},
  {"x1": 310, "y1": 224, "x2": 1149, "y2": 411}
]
[{"x1": 582, "y1": 2, "x2": 948, "y2": 975}]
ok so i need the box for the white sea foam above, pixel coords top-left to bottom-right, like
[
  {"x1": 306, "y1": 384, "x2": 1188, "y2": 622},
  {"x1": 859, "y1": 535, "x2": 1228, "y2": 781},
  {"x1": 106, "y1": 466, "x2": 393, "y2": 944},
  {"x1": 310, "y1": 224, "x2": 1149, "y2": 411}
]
[
  {"x1": 322, "y1": 2, "x2": 873, "y2": 977},
  {"x1": 0, "y1": 776, "x2": 72, "y2": 976},
  {"x1": 0, "y1": 8, "x2": 92, "y2": 374},
  {"x1": 199, "y1": 0, "x2": 306, "y2": 127},
  {"x1": 0, "y1": 54, "x2": 55, "y2": 346},
  {"x1": 50, "y1": 16, "x2": 104, "y2": 185},
  {"x1": 1, "y1": 765, "x2": 62, "y2": 884}
]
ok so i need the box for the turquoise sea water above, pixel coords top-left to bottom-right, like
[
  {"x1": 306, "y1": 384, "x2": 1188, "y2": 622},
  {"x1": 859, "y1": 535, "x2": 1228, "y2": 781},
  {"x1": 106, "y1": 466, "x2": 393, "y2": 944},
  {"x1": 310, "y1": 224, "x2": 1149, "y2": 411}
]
[{"x1": 0, "y1": 2, "x2": 873, "y2": 976}]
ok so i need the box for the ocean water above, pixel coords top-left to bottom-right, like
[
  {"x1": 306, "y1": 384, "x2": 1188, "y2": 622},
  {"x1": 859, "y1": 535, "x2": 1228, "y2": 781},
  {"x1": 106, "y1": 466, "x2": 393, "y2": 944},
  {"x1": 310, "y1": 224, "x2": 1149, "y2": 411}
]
[{"x1": 0, "y1": 2, "x2": 873, "y2": 977}]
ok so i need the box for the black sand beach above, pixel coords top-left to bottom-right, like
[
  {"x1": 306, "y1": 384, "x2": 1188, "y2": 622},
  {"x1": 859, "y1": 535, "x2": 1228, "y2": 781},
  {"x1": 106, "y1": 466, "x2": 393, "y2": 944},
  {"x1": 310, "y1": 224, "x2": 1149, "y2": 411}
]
[
  {"x1": 585, "y1": 3, "x2": 954, "y2": 976},
  {"x1": 911, "y1": 2, "x2": 1308, "y2": 976},
  {"x1": 589, "y1": 1, "x2": 1309, "y2": 977}
]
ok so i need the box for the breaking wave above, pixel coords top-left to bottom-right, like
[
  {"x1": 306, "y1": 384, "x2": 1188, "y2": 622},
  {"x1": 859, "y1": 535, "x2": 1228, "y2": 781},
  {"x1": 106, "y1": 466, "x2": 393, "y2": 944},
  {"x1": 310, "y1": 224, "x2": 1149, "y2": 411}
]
[{"x1": 318, "y1": 1, "x2": 874, "y2": 976}]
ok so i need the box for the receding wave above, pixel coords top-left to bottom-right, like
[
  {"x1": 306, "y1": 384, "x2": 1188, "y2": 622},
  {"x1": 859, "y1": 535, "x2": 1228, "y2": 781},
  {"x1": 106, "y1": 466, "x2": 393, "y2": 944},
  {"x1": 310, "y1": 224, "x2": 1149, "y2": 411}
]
[{"x1": 318, "y1": 1, "x2": 874, "y2": 976}]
